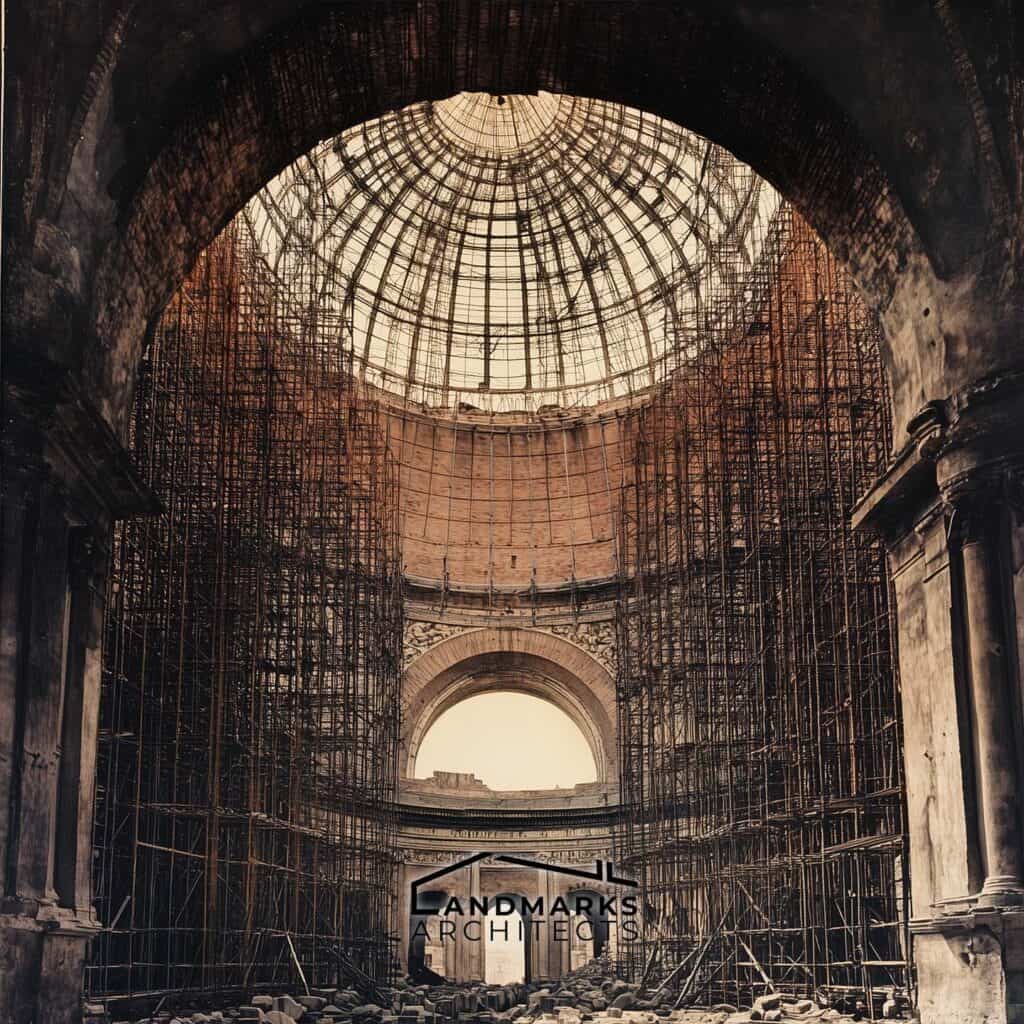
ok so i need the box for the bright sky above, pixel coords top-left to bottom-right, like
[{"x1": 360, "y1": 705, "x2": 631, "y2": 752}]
[
  {"x1": 484, "y1": 906, "x2": 525, "y2": 983},
  {"x1": 413, "y1": 691, "x2": 597, "y2": 791}
]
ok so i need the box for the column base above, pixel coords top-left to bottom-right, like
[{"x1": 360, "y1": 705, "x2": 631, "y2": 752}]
[
  {"x1": 912, "y1": 908, "x2": 1024, "y2": 1024},
  {"x1": 979, "y1": 876, "x2": 1024, "y2": 908},
  {"x1": 0, "y1": 905, "x2": 100, "y2": 1024}
]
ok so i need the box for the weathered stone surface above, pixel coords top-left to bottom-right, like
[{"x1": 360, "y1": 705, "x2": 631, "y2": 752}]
[
  {"x1": 6, "y1": 7, "x2": 1024, "y2": 1024},
  {"x1": 529, "y1": 989, "x2": 551, "y2": 1010},
  {"x1": 264, "y1": 1013, "x2": 296, "y2": 1024},
  {"x1": 272, "y1": 995, "x2": 305, "y2": 1020},
  {"x1": 351, "y1": 1004, "x2": 385, "y2": 1021}
]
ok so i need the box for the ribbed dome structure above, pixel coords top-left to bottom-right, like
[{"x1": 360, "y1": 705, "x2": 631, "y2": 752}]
[{"x1": 243, "y1": 92, "x2": 779, "y2": 412}]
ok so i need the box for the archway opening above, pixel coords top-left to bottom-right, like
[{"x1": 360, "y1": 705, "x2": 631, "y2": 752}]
[
  {"x1": 81, "y1": 78, "x2": 908, "y2": 1012},
  {"x1": 570, "y1": 913, "x2": 595, "y2": 971},
  {"x1": 569, "y1": 890, "x2": 610, "y2": 967},
  {"x1": 485, "y1": 903, "x2": 527, "y2": 984},
  {"x1": 409, "y1": 890, "x2": 450, "y2": 984},
  {"x1": 413, "y1": 691, "x2": 598, "y2": 791}
]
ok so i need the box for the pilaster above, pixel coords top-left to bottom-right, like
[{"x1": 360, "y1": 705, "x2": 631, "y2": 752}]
[{"x1": 854, "y1": 368, "x2": 1024, "y2": 1023}]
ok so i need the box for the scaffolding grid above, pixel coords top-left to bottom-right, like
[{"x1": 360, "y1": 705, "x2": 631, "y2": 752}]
[
  {"x1": 84, "y1": 90, "x2": 910, "y2": 1012},
  {"x1": 615, "y1": 210, "x2": 910, "y2": 1012},
  {"x1": 88, "y1": 224, "x2": 403, "y2": 999},
  {"x1": 243, "y1": 92, "x2": 778, "y2": 413}
]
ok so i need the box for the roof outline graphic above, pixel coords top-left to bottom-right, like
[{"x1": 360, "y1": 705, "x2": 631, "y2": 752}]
[{"x1": 410, "y1": 853, "x2": 637, "y2": 915}]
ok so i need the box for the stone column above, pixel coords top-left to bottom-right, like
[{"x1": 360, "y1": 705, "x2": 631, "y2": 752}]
[
  {"x1": 540, "y1": 866, "x2": 568, "y2": 981},
  {"x1": 951, "y1": 481, "x2": 1024, "y2": 905},
  {"x1": 468, "y1": 860, "x2": 484, "y2": 982},
  {"x1": 398, "y1": 863, "x2": 413, "y2": 977},
  {"x1": 14, "y1": 480, "x2": 72, "y2": 914},
  {"x1": 447, "y1": 861, "x2": 483, "y2": 983},
  {"x1": 0, "y1": 385, "x2": 158, "y2": 1024},
  {"x1": 554, "y1": 884, "x2": 571, "y2": 977},
  {"x1": 1, "y1": 459, "x2": 97, "y2": 1024},
  {"x1": 854, "y1": 380, "x2": 1024, "y2": 1024},
  {"x1": 535, "y1": 867, "x2": 550, "y2": 981}
]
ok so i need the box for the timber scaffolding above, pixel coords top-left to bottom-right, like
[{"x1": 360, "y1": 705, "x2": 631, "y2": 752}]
[
  {"x1": 614, "y1": 210, "x2": 911, "y2": 1012},
  {"x1": 88, "y1": 223, "x2": 404, "y2": 1001}
]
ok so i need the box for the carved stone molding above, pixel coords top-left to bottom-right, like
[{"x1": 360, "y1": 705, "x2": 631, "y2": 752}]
[
  {"x1": 401, "y1": 846, "x2": 614, "y2": 868},
  {"x1": 403, "y1": 620, "x2": 473, "y2": 667},
  {"x1": 544, "y1": 622, "x2": 617, "y2": 675},
  {"x1": 403, "y1": 619, "x2": 619, "y2": 678}
]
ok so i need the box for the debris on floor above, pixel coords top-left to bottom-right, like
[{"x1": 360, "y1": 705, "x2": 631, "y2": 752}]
[{"x1": 104, "y1": 956, "x2": 907, "y2": 1024}]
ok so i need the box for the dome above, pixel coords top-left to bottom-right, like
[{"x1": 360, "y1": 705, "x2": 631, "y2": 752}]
[{"x1": 242, "y1": 92, "x2": 779, "y2": 412}]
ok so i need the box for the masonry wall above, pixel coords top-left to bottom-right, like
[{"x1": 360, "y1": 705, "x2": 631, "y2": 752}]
[{"x1": 383, "y1": 402, "x2": 639, "y2": 591}]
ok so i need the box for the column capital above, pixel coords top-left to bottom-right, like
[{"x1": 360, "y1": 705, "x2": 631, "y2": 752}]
[
  {"x1": 3, "y1": 379, "x2": 160, "y2": 525},
  {"x1": 856, "y1": 368, "x2": 1024, "y2": 543},
  {"x1": 919, "y1": 367, "x2": 1024, "y2": 499},
  {"x1": 939, "y1": 460, "x2": 1024, "y2": 547}
]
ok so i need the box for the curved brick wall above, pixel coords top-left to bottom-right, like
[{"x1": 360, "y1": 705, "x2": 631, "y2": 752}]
[{"x1": 384, "y1": 402, "x2": 638, "y2": 590}]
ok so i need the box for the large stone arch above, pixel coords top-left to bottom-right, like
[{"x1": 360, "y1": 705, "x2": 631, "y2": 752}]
[
  {"x1": 7, "y1": 2, "x2": 1022, "y2": 470},
  {"x1": 17, "y1": 2, "x2": 948, "y2": 443},
  {"x1": 402, "y1": 628, "x2": 617, "y2": 787},
  {"x1": 6, "y1": 6, "x2": 1024, "y2": 1020}
]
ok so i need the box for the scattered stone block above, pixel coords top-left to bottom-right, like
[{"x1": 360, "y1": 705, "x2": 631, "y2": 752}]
[
  {"x1": 528, "y1": 991, "x2": 550, "y2": 1010},
  {"x1": 351, "y1": 1004, "x2": 385, "y2": 1021},
  {"x1": 273, "y1": 995, "x2": 305, "y2": 1020},
  {"x1": 265, "y1": 1013, "x2": 297, "y2": 1024}
]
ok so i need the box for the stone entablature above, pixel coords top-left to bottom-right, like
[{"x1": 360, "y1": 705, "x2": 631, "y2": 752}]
[
  {"x1": 401, "y1": 773, "x2": 614, "y2": 810},
  {"x1": 400, "y1": 843, "x2": 615, "y2": 868}
]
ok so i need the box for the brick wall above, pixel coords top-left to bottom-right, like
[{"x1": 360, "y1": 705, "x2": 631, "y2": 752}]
[{"x1": 385, "y1": 403, "x2": 639, "y2": 588}]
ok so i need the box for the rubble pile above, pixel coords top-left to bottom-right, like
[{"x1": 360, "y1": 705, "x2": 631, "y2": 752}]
[{"x1": 106, "y1": 958, "x2": 904, "y2": 1024}]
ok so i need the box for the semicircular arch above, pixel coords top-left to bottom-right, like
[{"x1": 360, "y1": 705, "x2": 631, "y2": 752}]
[{"x1": 402, "y1": 628, "x2": 617, "y2": 788}]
